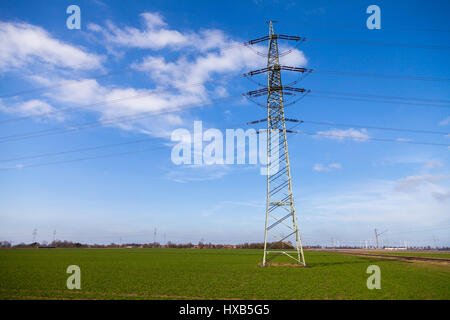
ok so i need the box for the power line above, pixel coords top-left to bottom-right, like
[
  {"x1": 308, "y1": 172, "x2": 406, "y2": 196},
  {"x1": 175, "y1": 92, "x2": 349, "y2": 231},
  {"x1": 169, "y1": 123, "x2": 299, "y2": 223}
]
[
  {"x1": 306, "y1": 94, "x2": 450, "y2": 109},
  {"x1": 0, "y1": 95, "x2": 240, "y2": 143},
  {"x1": 298, "y1": 131, "x2": 450, "y2": 147},
  {"x1": 1, "y1": 119, "x2": 446, "y2": 165},
  {"x1": 376, "y1": 226, "x2": 450, "y2": 237},
  {"x1": 0, "y1": 73, "x2": 242, "y2": 125},
  {"x1": 279, "y1": 20, "x2": 450, "y2": 33},
  {"x1": 0, "y1": 68, "x2": 134, "y2": 99},
  {"x1": 301, "y1": 120, "x2": 450, "y2": 136},
  {"x1": 0, "y1": 43, "x2": 249, "y2": 100},
  {"x1": 0, "y1": 62, "x2": 100, "y2": 83},
  {"x1": 0, "y1": 145, "x2": 169, "y2": 170},
  {"x1": 0, "y1": 137, "x2": 159, "y2": 162},
  {"x1": 1, "y1": 48, "x2": 446, "y2": 104},
  {"x1": 244, "y1": 33, "x2": 450, "y2": 51},
  {"x1": 314, "y1": 69, "x2": 450, "y2": 82},
  {"x1": 311, "y1": 90, "x2": 450, "y2": 105},
  {"x1": 312, "y1": 69, "x2": 450, "y2": 82},
  {"x1": 305, "y1": 37, "x2": 450, "y2": 50},
  {"x1": 4, "y1": 226, "x2": 448, "y2": 243},
  {"x1": 1, "y1": 124, "x2": 447, "y2": 167},
  {"x1": 248, "y1": 90, "x2": 450, "y2": 110},
  {"x1": 0, "y1": 121, "x2": 248, "y2": 168},
  {"x1": 0, "y1": 22, "x2": 267, "y2": 87},
  {"x1": 1, "y1": 69, "x2": 446, "y2": 127}
]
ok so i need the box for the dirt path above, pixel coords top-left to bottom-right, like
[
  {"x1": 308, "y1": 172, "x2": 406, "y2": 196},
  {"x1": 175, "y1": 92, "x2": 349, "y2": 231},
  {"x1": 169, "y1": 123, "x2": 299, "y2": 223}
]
[{"x1": 327, "y1": 250, "x2": 450, "y2": 264}]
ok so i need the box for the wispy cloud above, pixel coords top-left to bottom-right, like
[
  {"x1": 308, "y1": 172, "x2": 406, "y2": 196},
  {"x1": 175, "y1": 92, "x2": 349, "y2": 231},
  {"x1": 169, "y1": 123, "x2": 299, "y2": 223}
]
[
  {"x1": 394, "y1": 174, "x2": 450, "y2": 193},
  {"x1": 314, "y1": 128, "x2": 370, "y2": 141},
  {"x1": 0, "y1": 98, "x2": 65, "y2": 121},
  {"x1": 313, "y1": 163, "x2": 342, "y2": 172},
  {"x1": 395, "y1": 137, "x2": 412, "y2": 143},
  {"x1": 166, "y1": 164, "x2": 232, "y2": 183},
  {"x1": 0, "y1": 22, "x2": 102, "y2": 71},
  {"x1": 88, "y1": 12, "x2": 189, "y2": 50},
  {"x1": 299, "y1": 174, "x2": 450, "y2": 229},
  {"x1": 424, "y1": 160, "x2": 443, "y2": 169},
  {"x1": 438, "y1": 116, "x2": 450, "y2": 126},
  {"x1": 0, "y1": 12, "x2": 307, "y2": 138}
]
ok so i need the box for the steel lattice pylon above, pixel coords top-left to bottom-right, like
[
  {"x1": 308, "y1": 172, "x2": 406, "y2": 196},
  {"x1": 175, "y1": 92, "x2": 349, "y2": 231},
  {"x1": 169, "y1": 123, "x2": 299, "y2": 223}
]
[{"x1": 262, "y1": 22, "x2": 306, "y2": 266}]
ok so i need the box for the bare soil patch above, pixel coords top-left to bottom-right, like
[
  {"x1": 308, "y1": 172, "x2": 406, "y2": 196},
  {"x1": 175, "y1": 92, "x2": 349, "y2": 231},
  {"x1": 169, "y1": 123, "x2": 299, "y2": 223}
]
[{"x1": 328, "y1": 250, "x2": 450, "y2": 265}]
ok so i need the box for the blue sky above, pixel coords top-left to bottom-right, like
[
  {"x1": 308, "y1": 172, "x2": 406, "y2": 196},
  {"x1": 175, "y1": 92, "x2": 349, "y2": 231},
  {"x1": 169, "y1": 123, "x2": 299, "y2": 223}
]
[{"x1": 0, "y1": 0, "x2": 449, "y2": 247}]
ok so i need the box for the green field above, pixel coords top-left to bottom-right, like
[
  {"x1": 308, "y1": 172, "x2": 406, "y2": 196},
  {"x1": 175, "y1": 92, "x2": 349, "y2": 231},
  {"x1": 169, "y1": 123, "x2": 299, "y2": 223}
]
[{"x1": 0, "y1": 249, "x2": 449, "y2": 300}]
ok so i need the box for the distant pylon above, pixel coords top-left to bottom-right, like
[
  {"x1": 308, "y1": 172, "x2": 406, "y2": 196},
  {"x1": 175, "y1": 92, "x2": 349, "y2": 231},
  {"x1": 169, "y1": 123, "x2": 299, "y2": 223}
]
[
  {"x1": 244, "y1": 21, "x2": 308, "y2": 266},
  {"x1": 374, "y1": 228, "x2": 387, "y2": 249},
  {"x1": 32, "y1": 228, "x2": 37, "y2": 243}
]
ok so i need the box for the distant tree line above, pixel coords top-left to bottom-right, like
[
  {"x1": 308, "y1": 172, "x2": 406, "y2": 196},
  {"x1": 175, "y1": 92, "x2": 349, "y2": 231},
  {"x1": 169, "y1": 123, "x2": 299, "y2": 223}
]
[
  {"x1": 0, "y1": 240, "x2": 292, "y2": 249},
  {"x1": 0, "y1": 240, "x2": 448, "y2": 251}
]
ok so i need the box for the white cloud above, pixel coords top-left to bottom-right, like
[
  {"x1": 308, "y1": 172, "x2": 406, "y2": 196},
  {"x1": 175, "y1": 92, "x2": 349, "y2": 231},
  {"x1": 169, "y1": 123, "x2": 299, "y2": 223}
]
[
  {"x1": 314, "y1": 128, "x2": 370, "y2": 141},
  {"x1": 438, "y1": 116, "x2": 450, "y2": 126},
  {"x1": 92, "y1": 12, "x2": 307, "y2": 86},
  {"x1": 140, "y1": 12, "x2": 167, "y2": 28},
  {"x1": 394, "y1": 174, "x2": 450, "y2": 193},
  {"x1": 395, "y1": 137, "x2": 412, "y2": 142},
  {"x1": 313, "y1": 163, "x2": 342, "y2": 172},
  {"x1": 424, "y1": 160, "x2": 443, "y2": 169},
  {"x1": 44, "y1": 78, "x2": 106, "y2": 105},
  {"x1": 0, "y1": 98, "x2": 64, "y2": 121},
  {"x1": 88, "y1": 13, "x2": 188, "y2": 50},
  {"x1": 82, "y1": 12, "x2": 307, "y2": 135},
  {"x1": 0, "y1": 22, "x2": 102, "y2": 71},
  {"x1": 329, "y1": 163, "x2": 342, "y2": 169},
  {"x1": 373, "y1": 154, "x2": 447, "y2": 170},
  {"x1": 432, "y1": 191, "x2": 450, "y2": 201},
  {"x1": 37, "y1": 76, "x2": 202, "y2": 137},
  {"x1": 166, "y1": 164, "x2": 231, "y2": 183},
  {"x1": 0, "y1": 13, "x2": 307, "y2": 138},
  {"x1": 279, "y1": 43, "x2": 309, "y2": 66},
  {"x1": 132, "y1": 44, "x2": 268, "y2": 95},
  {"x1": 312, "y1": 164, "x2": 326, "y2": 171},
  {"x1": 299, "y1": 174, "x2": 450, "y2": 229},
  {"x1": 88, "y1": 12, "x2": 274, "y2": 55}
]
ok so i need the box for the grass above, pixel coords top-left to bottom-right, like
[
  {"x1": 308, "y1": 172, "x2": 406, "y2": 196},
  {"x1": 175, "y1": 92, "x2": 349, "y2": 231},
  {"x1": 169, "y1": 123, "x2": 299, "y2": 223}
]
[{"x1": 0, "y1": 248, "x2": 448, "y2": 300}]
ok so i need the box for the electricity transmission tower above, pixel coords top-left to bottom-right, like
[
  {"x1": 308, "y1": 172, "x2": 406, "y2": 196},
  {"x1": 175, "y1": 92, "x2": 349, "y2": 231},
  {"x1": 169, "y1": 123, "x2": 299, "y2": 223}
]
[
  {"x1": 374, "y1": 228, "x2": 387, "y2": 249},
  {"x1": 244, "y1": 21, "x2": 310, "y2": 266},
  {"x1": 32, "y1": 228, "x2": 37, "y2": 243}
]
